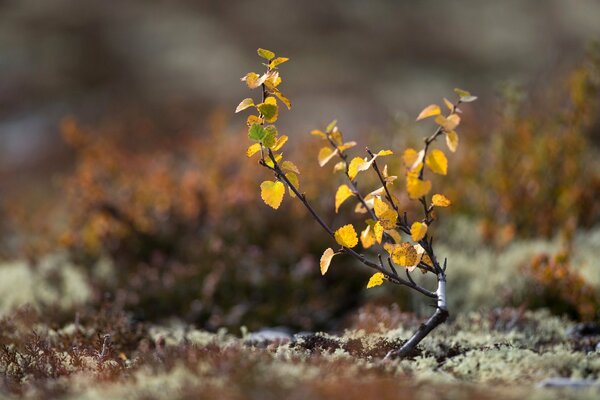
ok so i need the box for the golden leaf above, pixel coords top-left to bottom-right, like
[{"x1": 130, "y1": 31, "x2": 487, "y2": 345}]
[
  {"x1": 402, "y1": 148, "x2": 424, "y2": 171},
  {"x1": 272, "y1": 135, "x2": 288, "y2": 152},
  {"x1": 446, "y1": 130, "x2": 459, "y2": 153},
  {"x1": 242, "y1": 72, "x2": 267, "y2": 89},
  {"x1": 360, "y1": 222, "x2": 376, "y2": 249},
  {"x1": 367, "y1": 272, "x2": 385, "y2": 289},
  {"x1": 310, "y1": 129, "x2": 327, "y2": 138},
  {"x1": 246, "y1": 143, "x2": 262, "y2": 158},
  {"x1": 374, "y1": 221, "x2": 384, "y2": 244},
  {"x1": 320, "y1": 248, "x2": 335, "y2": 275},
  {"x1": 410, "y1": 222, "x2": 428, "y2": 242},
  {"x1": 406, "y1": 172, "x2": 432, "y2": 199},
  {"x1": 373, "y1": 197, "x2": 398, "y2": 229},
  {"x1": 257, "y1": 48, "x2": 275, "y2": 60},
  {"x1": 247, "y1": 115, "x2": 263, "y2": 126},
  {"x1": 335, "y1": 184, "x2": 354, "y2": 213},
  {"x1": 260, "y1": 180, "x2": 285, "y2": 209},
  {"x1": 426, "y1": 149, "x2": 448, "y2": 175},
  {"x1": 318, "y1": 147, "x2": 338, "y2": 167},
  {"x1": 269, "y1": 57, "x2": 289, "y2": 69},
  {"x1": 443, "y1": 97, "x2": 454, "y2": 111},
  {"x1": 348, "y1": 157, "x2": 366, "y2": 180},
  {"x1": 334, "y1": 224, "x2": 358, "y2": 248},
  {"x1": 432, "y1": 194, "x2": 451, "y2": 207},
  {"x1": 416, "y1": 104, "x2": 441, "y2": 121},
  {"x1": 387, "y1": 242, "x2": 418, "y2": 267},
  {"x1": 281, "y1": 160, "x2": 300, "y2": 174},
  {"x1": 235, "y1": 98, "x2": 255, "y2": 113},
  {"x1": 285, "y1": 172, "x2": 299, "y2": 198}
]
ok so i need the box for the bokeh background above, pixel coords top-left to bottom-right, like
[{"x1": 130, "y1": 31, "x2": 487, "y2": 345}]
[{"x1": 1, "y1": 0, "x2": 599, "y2": 331}]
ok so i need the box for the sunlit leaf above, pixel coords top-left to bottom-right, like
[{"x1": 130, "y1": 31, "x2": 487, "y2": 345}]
[
  {"x1": 374, "y1": 221, "x2": 384, "y2": 244},
  {"x1": 310, "y1": 129, "x2": 327, "y2": 138},
  {"x1": 264, "y1": 71, "x2": 281, "y2": 89},
  {"x1": 334, "y1": 224, "x2": 359, "y2": 248},
  {"x1": 320, "y1": 248, "x2": 335, "y2": 275},
  {"x1": 260, "y1": 180, "x2": 285, "y2": 209},
  {"x1": 348, "y1": 157, "x2": 366, "y2": 180},
  {"x1": 426, "y1": 149, "x2": 448, "y2": 175},
  {"x1": 246, "y1": 143, "x2": 262, "y2": 158},
  {"x1": 318, "y1": 147, "x2": 338, "y2": 167},
  {"x1": 416, "y1": 104, "x2": 441, "y2": 121},
  {"x1": 360, "y1": 224, "x2": 376, "y2": 249},
  {"x1": 242, "y1": 72, "x2": 267, "y2": 89},
  {"x1": 374, "y1": 197, "x2": 398, "y2": 229},
  {"x1": 432, "y1": 194, "x2": 451, "y2": 207},
  {"x1": 386, "y1": 229, "x2": 402, "y2": 244},
  {"x1": 330, "y1": 129, "x2": 343, "y2": 146},
  {"x1": 264, "y1": 152, "x2": 283, "y2": 168},
  {"x1": 446, "y1": 130, "x2": 459, "y2": 153},
  {"x1": 269, "y1": 57, "x2": 289, "y2": 69},
  {"x1": 386, "y1": 242, "x2": 418, "y2": 267},
  {"x1": 257, "y1": 48, "x2": 275, "y2": 60},
  {"x1": 257, "y1": 97, "x2": 279, "y2": 123},
  {"x1": 262, "y1": 125, "x2": 277, "y2": 148},
  {"x1": 403, "y1": 148, "x2": 425, "y2": 172},
  {"x1": 443, "y1": 98, "x2": 454, "y2": 111},
  {"x1": 247, "y1": 115, "x2": 263, "y2": 126},
  {"x1": 326, "y1": 119, "x2": 337, "y2": 133},
  {"x1": 335, "y1": 184, "x2": 355, "y2": 213},
  {"x1": 338, "y1": 141, "x2": 357, "y2": 151},
  {"x1": 454, "y1": 88, "x2": 471, "y2": 98},
  {"x1": 333, "y1": 161, "x2": 346, "y2": 173},
  {"x1": 376, "y1": 149, "x2": 393, "y2": 157},
  {"x1": 272, "y1": 88, "x2": 292, "y2": 109},
  {"x1": 235, "y1": 98, "x2": 255, "y2": 113},
  {"x1": 285, "y1": 172, "x2": 299, "y2": 198},
  {"x1": 367, "y1": 272, "x2": 385, "y2": 289},
  {"x1": 272, "y1": 135, "x2": 288, "y2": 151},
  {"x1": 281, "y1": 160, "x2": 299, "y2": 174},
  {"x1": 435, "y1": 114, "x2": 461, "y2": 131},
  {"x1": 460, "y1": 95, "x2": 478, "y2": 103},
  {"x1": 406, "y1": 172, "x2": 432, "y2": 199},
  {"x1": 410, "y1": 222, "x2": 428, "y2": 242}
]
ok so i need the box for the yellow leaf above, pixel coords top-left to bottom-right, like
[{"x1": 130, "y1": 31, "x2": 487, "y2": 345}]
[
  {"x1": 326, "y1": 119, "x2": 337, "y2": 133},
  {"x1": 355, "y1": 202, "x2": 368, "y2": 214},
  {"x1": 348, "y1": 157, "x2": 366, "y2": 180},
  {"x1": 281, "y1": 160, "x2": 300, "y2": 174},
  {"x1": 272, "y1": 88, "x2": 292, "y2": 109},
  {"x1": 330, "y1": 130, "x2": 343, "y2": 146},
  {"x1": 454, "y1": 88, "x2": 471, "y2": 97},
  {"x1": 235, "y1": 98, "x2": 255, "y2": 113},
  {"x1": 333, "y1": 161, "x2": 346, "y2": 173},
  {"x1": 269, "y1": 57, "x2": 289, "y2": 69},
  {"x1": 318, "y1": 147, "x2": 338, "y2": 167},
  {"x1": 285, "y1": 172, "x2": 299, "y2": 198},
  {"x1": 320, "y1": 248, "x2": 335, "y2": 275},
  {"x1": 435, "y1": 114, "x2": 460, "y2": 131},
  {"x1": 264, "y1": 71, "x2": 282, "y2": 89},
  {"x1": 402, "y1": 148, "x2": 425, "y2": 171},
  {"x1": 335, "y1": 184, "x2": 354, "y2": 213},
  {"x1": 410, "y1": 222, "x2": 428, "y2": 242},
  {"x1": 408, "y1": 244, "x2": 426, "y2": 272},
  {"x1": 376, "y1": 149, "x2": 394, "y2": 157},
  {"x1": 310, "y1": 129, "x2": 327, "y2": 138},
  {"x1": 432, "y1": 194, "x2": 451, "y2": 207},
  {"x1": 367, "y1": 272, "x2": 385, "y2": 289},
  {"x1": 386, "y1": 242, "x2": 418, "y2": 267},
  {"x1": 416, "y1": 104, "x2": 441, "y2": 121},
  {"x1": 242, "y1": 72, "x2": 267, "y2": 89},
  {"x1": 360, "y1": 221, "x2": 377, "y2": 249},
  {"x1": 272, "y1": 135, "x2": 288, "y2": 151},
  {"x1": 246, "y1": 143, "x2": 262, "y2": 158},
  {"x1": 374, "y1": 221, "x2": 384, "y2": 244},
  {"x1": 373, "y1": 197, "x2": 398, "y2": 229},
  {"x1": 260, "y1": 180, "x2": 285, "y2": 209},
  {"x1": 338, "y1": 141, "x2": 357, "y2": 151},
  {"x1": 426, "y1": 149, "x2": 448, "y2": 175},
  {"x1": 257, "y1": 48, "x2": 275, "y2": 60},
  {"x1": 406, "y1": 172, "x2": 431, "y2": 199},
  {"x1": 446, "y1": 130, "x2": 459, "y2": 153},
  {"x1": 334, "y1": 224, "x2": 358, "y2": 248},
  {"x1": 443, "y1": 97, "x2": 454, "y2": 111},
  {"x1": 247, "y1": 115, "x2": 263, "y2": 126}
]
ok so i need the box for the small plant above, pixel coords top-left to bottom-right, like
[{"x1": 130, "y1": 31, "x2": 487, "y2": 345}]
[{"x1": 236, "y1": 48, "x2": 477, "y2": 358}]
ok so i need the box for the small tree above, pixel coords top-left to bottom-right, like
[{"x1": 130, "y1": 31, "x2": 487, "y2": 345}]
[{"x1": 235, "y1": 48, "x2": 477, "y2": 358}]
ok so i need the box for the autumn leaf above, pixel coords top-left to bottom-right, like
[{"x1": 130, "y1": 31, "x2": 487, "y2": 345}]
[
  {"x1": 446, "y1": 130, "x2": 459, "y2": 153},
  {"x1": 348, "y1": 157, "x2": 366, "y2": 180},
  {"x1": 269, "y1": 57, "x2": 289, "y2": 69},
  {"x1": 310, "y1": 129, "x2": 327, "y2": 138},
  {"x1": 426, "y1": 149, "x2": 448, "y2": 175},
  {"x1": 318, "y1": 147, "x2": 338, "y2": 167},
  {"x1": 272, "y1": 135, "x2": 288, "y2": 151},
  {"x1": 335, "y1": 184, "x2": 354, "y2": 213},
  {"x1": 373, "y1": 197, "x2": 398, "y2": 229},
  {"x1": 281, "y1": 160, "x2": 300, "y2": 174},
  {"x1": 247, "y1": 115, "x2": 263, "y2": 126},
  {"x1": 320, "y1": 248, "x2": 336, "y2": 275},
  {"x1": 285, "y1": 172, "x2": 299, "y2": 198},
  {"x1": 326, "y1": 119, "x2": 337, "y2": 133},
  {"x1": 334, "y1": 224, "x2": 358, "y2": 248},
  {"x1": 367, "y1": 272, "x2": 385, "y2": 289},
  {"x1": 435, "y1": 114, "x2": 461, "y2": 131},
  {"x1": 235, "y1": 98, "x2": 255, "y2": 113},
  {"x1": 257, "y1": 48, "x2": 275, "y2": 60},
  {"x1": 272, "y1": 88, "x2": 292, "y2": 109},
  {"x1": 432, "y1": 194, "x2": 451, "y2": 207},
  {"x1": 260, "y1": 180, "x2": 285, "y2": 209},
  {"x1": 248, "y1": 123, "x2": 266, "y2": 141},
  {"x1": 403, "y1": 148, "x2": 425, "y2": 172},
  {"x1": 386, "y1": 242, "x2": 418, "y2": 267},
  {"x1": 443, "y1": 98, "x2": 454, "y2": 111},
  {"x1": 416, "y1": 104, "x2": 441, "y2": 121},
  {"x1": 406, "y1": 172, "x2": 432, "y2": 199},
  {"x1": 360, "y1": 220, "x2": 377, "y2": 249},
  {"x1": 411, "y1": 222, "x2": 428, "y2": 242},
  {"x1": 242, "y1": 72, "x2": 267, "y2": 89},
  {"x1": 454, "y1": 88, "x2": 477, "y2": 102},
  {"x1": 338, "y1": 141, "x2": 357, "y2": 151},
  {"x1": 374, "y1": 221, "x2": 384, "y2": 244},
  {"x1": 246, "y1": 143, "x2": 261, "y2": 157},
  {"x1": 454, "y1": 88, "x2": 470, "y2": 97}
]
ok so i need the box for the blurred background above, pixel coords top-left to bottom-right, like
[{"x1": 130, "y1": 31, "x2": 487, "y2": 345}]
[{"x1": 0, "y1": 0, "x2": 599, "y2": 331}]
